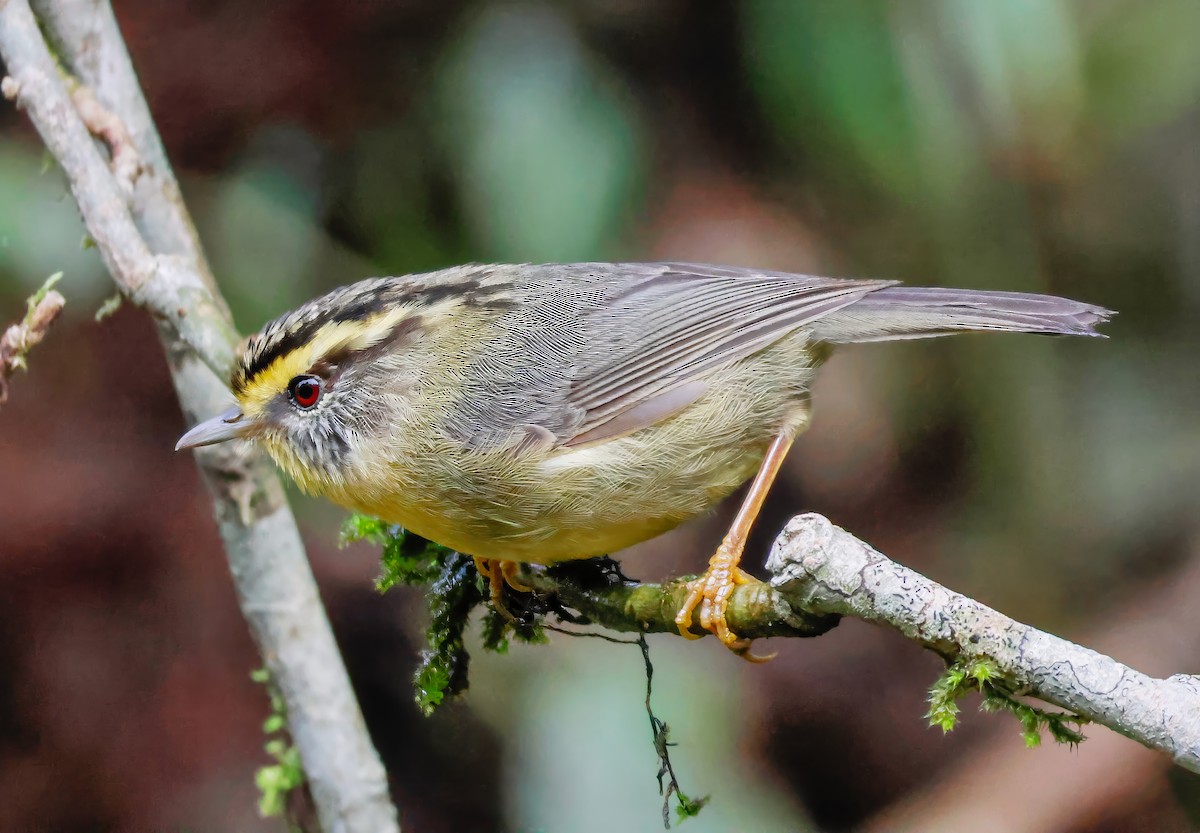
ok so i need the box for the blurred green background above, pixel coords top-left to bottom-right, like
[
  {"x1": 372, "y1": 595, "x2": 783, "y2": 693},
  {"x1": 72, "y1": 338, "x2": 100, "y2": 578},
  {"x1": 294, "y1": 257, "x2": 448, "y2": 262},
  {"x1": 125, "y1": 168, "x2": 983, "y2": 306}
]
[{"x1": 1, "y1": 1, "x2": 1198, "y2": 831}]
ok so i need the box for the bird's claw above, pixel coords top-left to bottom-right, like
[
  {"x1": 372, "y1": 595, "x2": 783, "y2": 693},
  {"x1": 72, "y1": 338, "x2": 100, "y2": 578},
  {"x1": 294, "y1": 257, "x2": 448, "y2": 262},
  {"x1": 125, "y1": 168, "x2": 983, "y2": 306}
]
[{"x1": 674, "y1": 541, "x2": 775, "y2": 662}]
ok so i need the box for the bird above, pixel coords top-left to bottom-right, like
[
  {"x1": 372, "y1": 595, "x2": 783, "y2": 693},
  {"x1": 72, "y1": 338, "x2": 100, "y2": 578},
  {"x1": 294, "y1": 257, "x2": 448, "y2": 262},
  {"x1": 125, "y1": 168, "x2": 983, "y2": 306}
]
[{"x1": 176, "y1": 262, "x2": 1112, "y2": 657}]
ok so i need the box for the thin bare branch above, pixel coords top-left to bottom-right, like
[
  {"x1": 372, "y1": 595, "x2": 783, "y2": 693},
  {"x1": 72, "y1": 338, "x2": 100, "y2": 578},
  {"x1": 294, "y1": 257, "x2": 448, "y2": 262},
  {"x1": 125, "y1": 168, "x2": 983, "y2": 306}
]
[{"x1": 0, "y1": 2, "x2": 399, "y2": 830}]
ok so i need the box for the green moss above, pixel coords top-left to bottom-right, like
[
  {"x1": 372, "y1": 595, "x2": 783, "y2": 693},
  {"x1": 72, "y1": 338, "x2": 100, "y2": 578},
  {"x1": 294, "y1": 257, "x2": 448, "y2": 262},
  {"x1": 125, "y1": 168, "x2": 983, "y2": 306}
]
[
  {"x1": 637, "y1": 635, "x2": 708, "y2": 828},
  {"x1": 4, "y1": 273, "x2": 65, "y2": 378},
  {"x1": 249, "y1": 667, "x2": 306, "y2": 820},
  {"x1": 343, "y1": 514, "x2": 572, "y2": 714},
  {"x1": 414, "y1": 552, "x2": 483, "y2": 715},
  {"x1": 339, "y1": 514, "x2": 450, "y2": 590},
  {"x1": 345, "y1": 514, "x2": 704, "y2": 826},
  {"x1": 27, "y1": 271, "x2": 62, "y2": 308},
  {"x1": 94, "y1": 292, "x2": 122, "y2": 322},
  {"x1": 927, "y1": 658, "x2": 1089, "y2": 747}
]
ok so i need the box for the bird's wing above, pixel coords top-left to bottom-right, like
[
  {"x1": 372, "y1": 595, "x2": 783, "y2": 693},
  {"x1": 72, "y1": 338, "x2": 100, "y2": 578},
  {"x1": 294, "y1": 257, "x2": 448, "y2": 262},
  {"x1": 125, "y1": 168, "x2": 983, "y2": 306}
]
[
  {"x1": 445, "y1": 263, "x2": 892, "y2": 450},
  {"x1": 561, "y1": 263, "x2": 893, "y2": 444}
]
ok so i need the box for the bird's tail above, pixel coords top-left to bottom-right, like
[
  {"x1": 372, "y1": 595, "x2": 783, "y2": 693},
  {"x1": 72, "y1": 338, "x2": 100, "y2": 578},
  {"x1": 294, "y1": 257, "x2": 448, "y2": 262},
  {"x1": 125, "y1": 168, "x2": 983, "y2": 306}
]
[{"x1": 809, "y1": 285, "x2": 1114, "y2": 344}]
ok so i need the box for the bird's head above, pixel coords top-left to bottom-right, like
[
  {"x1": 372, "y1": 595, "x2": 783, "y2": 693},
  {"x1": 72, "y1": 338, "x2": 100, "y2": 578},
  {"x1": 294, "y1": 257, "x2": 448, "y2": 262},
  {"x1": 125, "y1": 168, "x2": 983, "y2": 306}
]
[{"x1": 175, "y1": 278, "x2": 432, "y2": 493}]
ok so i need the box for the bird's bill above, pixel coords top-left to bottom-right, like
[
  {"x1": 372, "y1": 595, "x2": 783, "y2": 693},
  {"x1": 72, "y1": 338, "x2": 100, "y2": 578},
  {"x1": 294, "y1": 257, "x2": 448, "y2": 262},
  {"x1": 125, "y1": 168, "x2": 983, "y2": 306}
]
[{"x1": 175, "y1": 405, "x2": 252, "y2": 451}]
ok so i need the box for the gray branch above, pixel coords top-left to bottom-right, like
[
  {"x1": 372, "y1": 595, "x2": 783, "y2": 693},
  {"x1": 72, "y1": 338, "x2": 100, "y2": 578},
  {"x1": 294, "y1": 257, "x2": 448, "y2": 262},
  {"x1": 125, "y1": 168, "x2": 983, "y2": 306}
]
[
  {"x1": 514, "y1": 514, "x2": 1199, "y2": 770},
  {"x1": 0, "y1": 2, "x2": 399, "y2": 830},
  {"x1": 768, "y1": 514, "x2": 1200, "y2": 772}
]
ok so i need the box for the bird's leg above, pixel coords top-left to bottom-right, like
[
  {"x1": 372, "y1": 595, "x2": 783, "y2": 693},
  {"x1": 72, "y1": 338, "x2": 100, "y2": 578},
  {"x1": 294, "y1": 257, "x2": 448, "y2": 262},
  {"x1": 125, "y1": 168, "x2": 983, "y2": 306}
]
[
  {"x1": 675, "y1": 431, "x2": 794, "y2": 661},
  {"x1": 500, "y1": 560, "x2": 531, "y2": 593},
  {"x1": 473, "y1": 558, "x2": 531, "y2": 622}
]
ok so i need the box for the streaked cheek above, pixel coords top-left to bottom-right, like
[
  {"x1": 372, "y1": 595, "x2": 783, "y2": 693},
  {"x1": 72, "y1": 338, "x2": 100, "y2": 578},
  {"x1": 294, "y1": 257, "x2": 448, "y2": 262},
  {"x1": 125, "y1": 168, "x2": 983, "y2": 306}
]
[{"x1": 256, "y1": 429, "x2": 322, "y2": 493}]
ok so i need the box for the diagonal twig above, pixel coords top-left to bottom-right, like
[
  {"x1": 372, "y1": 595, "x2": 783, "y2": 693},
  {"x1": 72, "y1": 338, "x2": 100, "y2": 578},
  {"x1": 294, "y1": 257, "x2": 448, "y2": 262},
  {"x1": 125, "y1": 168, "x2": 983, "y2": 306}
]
[
  {"x1": 765, "y1": 513, "x2": 1200, "y2": 772},
  {"x1": 0, "y1": 2, "x2": 399, "y2": 830},
  {"x1": 513, "y1": 515, "x2": 1199, "y2": 770}
]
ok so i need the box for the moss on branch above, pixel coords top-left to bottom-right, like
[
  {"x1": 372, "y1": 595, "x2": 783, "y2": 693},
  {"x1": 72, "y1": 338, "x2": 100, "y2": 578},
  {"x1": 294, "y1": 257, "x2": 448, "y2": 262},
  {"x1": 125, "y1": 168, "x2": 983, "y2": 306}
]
[
  {"x1": 341, "y1": 515, "x2": 839, "y2": 715},
  {"x1": 524, "y1": 560, "x2": 838, "y2": 640}
]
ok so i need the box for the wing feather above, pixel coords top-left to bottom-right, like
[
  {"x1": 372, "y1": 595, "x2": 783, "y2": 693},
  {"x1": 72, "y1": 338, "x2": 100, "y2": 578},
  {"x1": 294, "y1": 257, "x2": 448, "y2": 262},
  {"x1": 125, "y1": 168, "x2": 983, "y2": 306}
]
[
  {"x1": 563, "y1": 264, "x2": 892, "y2": 443},
  {"x1": 441, "y1": 262, "x2": 893, "y2": 450}
]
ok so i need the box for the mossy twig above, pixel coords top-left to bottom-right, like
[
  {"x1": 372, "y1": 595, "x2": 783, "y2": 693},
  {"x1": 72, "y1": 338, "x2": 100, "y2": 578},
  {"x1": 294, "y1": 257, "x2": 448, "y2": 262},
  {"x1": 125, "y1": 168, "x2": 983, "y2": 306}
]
[
  {"x1": 928, "y1": 658, "x2": 1089, "y2": 747},
  {"x1": 0, "y1": 272, "x2": 65, "y2": 406},
  {"x1": 250, "y1": 667, "x2": 309, "y2": 828}
]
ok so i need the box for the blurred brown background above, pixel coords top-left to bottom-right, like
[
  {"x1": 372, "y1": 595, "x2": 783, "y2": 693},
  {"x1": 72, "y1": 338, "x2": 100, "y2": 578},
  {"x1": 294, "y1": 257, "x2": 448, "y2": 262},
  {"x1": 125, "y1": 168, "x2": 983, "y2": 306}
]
[{"x1": 1, "y1": 1, "x2": 1198, "y2": 831}]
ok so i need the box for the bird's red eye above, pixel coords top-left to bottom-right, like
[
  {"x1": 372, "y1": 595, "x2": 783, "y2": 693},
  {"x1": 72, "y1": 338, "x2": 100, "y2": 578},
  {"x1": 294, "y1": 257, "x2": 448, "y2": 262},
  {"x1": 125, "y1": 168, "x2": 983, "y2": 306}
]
[{"x1": 289, "y1": 375, "x2": 321, "y2": 409}]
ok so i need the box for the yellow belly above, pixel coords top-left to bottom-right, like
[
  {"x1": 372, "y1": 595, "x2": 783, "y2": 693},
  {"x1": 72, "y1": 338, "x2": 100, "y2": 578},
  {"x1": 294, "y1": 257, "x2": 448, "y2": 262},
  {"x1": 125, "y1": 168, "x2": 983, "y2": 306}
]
[
  {"x1": 337, "y1": 433, "x2": 768, "y2": 564},
  {"x1": 361, "y1": 493, "x2": 705, "y2": 565}
]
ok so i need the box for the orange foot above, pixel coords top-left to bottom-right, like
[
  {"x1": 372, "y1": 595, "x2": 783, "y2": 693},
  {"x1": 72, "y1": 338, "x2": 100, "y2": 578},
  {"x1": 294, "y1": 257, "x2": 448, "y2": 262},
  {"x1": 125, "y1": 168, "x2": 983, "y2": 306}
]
[
  {"x1": 674, "y1": 540, "x2": 776, "y2": 663},
  {"x1": 473, "y1": 557, "x2": 530, "y2": 621},
  {"x1": 674, "y1": 431, "x2": 793, "y2": 662}
]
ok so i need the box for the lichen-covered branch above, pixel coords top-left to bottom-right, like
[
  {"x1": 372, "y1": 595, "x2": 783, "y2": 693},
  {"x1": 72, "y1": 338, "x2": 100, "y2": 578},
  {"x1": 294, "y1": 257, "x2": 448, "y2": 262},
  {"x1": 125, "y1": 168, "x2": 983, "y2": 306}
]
[
  {"x1": 763, "y1": 514, "x2": 1200, "y2": 772},
  {"x1": 367, "y1": 515, "x2": 1197, "y2": 775},
  {"x1": 0, "y1": 2, "x2": 399, "y2": 830},
  {"x1": 514, "y1": 515, "x2": 1200, "y2": 773}
]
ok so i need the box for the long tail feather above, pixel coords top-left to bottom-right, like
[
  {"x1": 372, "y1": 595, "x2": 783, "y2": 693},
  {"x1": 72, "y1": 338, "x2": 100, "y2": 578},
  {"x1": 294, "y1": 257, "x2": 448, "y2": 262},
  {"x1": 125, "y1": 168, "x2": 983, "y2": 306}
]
[{"x1": 809, "y1": 286, "x2": 1114, "y2": 344}]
